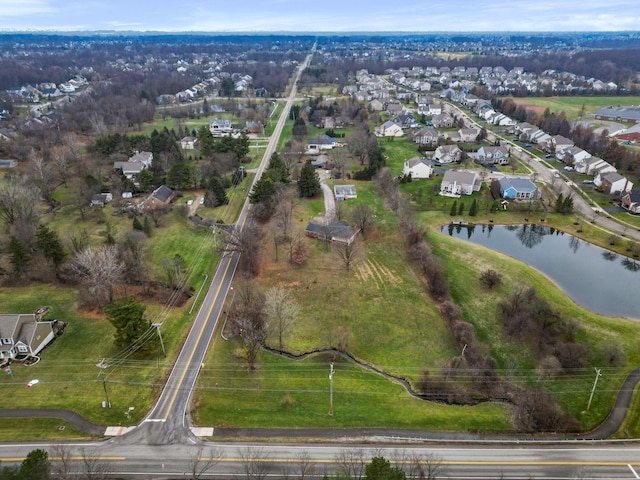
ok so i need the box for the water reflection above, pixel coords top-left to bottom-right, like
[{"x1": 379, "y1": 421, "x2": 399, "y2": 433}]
[{"x1": 441, "y1": 224, "x2": 639, "y2": 319}]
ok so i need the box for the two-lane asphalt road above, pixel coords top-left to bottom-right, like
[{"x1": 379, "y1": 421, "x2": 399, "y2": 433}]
[{"x1": 118, "y1": 48, "x2": 315, "y2": 446}]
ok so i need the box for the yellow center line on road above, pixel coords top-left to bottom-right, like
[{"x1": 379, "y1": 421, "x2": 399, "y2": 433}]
[{"x1": 160, "y1": 256, "x2": 234, "y2": 421}]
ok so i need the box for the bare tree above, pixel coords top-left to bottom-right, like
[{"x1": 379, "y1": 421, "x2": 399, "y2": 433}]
[
  {"x1": 0, "y1": 178, "x2": 41, "y2": 238},
  {"x1": 222, "y1": 221, "x2": 262, "y2": 278},
  {"x1": 264, "y1": 286, "x2": 300, "y2": 350},
  {"x1": 229, "y1": 281, "x2": 267, "y2": 371},
  {"x1": 188, "y1": 445, "x2": 223, "y2": 480},
  {"x1": 296, "y1": 450, "x2": 316, "y2": 480},
  {"x1": 351, "y1": 204, "x2": 374, "y2": 235},
  {"x1": 27, "y1": 156, "x2": 57, "y2": 203},
  {"x1": 79, "y1": 447, "x2": 110, "y2": 480},
  {"x1": 334, "y1": 240, "x2": 362, "y2": 271},
  {"x1": 274, "y1": 194, "x2": 295, "y2": 241},
  {"x1": 238, "y1": 446, "x2": 269, "y2": 480},
  {"x1": 335, "y1": 448, "x2": 368, "y2": 480},
  {"x1": 399, "y1": 452, "x2": 445, "y2": 480},
  {"x1": 119, "y1": 230, "x2": 150, "y2": 284},
  {"x1": 66, "y1": 245, "x2": 125, "y2": 309}
]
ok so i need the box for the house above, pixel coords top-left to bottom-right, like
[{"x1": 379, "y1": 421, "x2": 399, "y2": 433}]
[
  {"x1": 556, "y1": 146, "x2": 591, "y2": 164},
  {"x1": 245, "y1": 121, "x2": 264, "y2": 134},
  {"x1": 413, "y1": 127, "x2": 439, "y2": 146},
  {"x1": 458, "y1": 128, "x2": 480, "y2": 142},
  {"x1": 0, "y1": 313, "x2": 57, "y2": 361},
  {"x1": 180, "y1": 136, "x2": 199, "y2": 150},
  {"x1": 621, "y1": 189, "x2": 640, "y2": 214},
  {"x1": 209, "y1": 119, "x2": 232, "y2": 135},
  {"x1": 305, "y1": 220, "x2": 359, "y2": 245},
  {"x1": 615, "y1": 123, "x2": 640, "y2": 143},
  {"x1": 594, "y1": 171, "x2": 633, "y2": 194},
  {"x1": 113, "y1": 161, "x2": 145, "y2": 180},
  {"x1": 311, "y1": 154, "x2": 332, "y2": 170},
  {"x1": 402, "y1": 157, "x2": 433, "y2": 179},
  {"x1": 551, "y1": 135, "x2": 574, "y2": 153},
  {"x1": 476, "y1": 146, "x2": 509, "y2": 165},
  {"x1": 140, "y1": 185, "x2": 176, "y2": 211},
  {"x1": 306, "y1": 134, "x2": 337, "y2": 152},
  {"x1": 334, "y1": 184, "x2": 357, "y2": 201},
  {"x1": 91, "y1": 193, "x2": 113, "y2": 208},
  {"x1": 385, "y1": 101, "x2": 404, "y2": 116},
  {"x1": 374, "y1": 121, "x2": 404, "y2": 137},
  {"x1": 392, "y1": 113, "x2": 418, "y2": 129},
  {"x1": 498, "y1": 177, "x2": 541, "y2": 200},
  {"x1": 129, "y1": 151, "x2": 153, "y2": 167},
  {"x1": 574, "y1": 156, "x2": 615, "y2": 176},
  {"x1": 369, "y1": 99, "x2": 384, "y2": 111},
  {"x1": 432, "y1": 113, "x2": 454, "y2": 128},
  {"x1": 440, "y1": 170, "x2": 480, "y2": 196},
  {"x1": 434, "y1": 144, "x2": 462, "y2": 164}
]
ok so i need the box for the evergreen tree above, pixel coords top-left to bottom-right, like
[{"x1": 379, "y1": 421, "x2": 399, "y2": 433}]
[
  {"x1": 8, "y1": 236, "x2": 30, "y2": 276},
  {"x1": 458, "y1": 201, "x2": 465, "y2": 215},
  {"x1": 143, "y1": 216, "x2": 152, "y2": 237},
  {"x1": 450, "y1": 200, "x2": 458, "y2": 216},
  {"x1": 105, "y1": 296, "x2": 156, "y2": 353},
  {"x1": 469, "y1": 198, "x2": 478, "y2": 217},
  {"x1": 135, "y1": 168, "x2": 155, "y2": 192},
  {"x1": 167, "y1": 161, "x2": 194, "y2": 190},
  {"x1": 298, "y1": 162, "x2": 321, "y2": 198},
  {"x1": 364, "y1": 456, "x2": 406, "y2": 480},
  {"x1": 197, "y1": 125, "x2": 215, "y2": 157},
  {"x1": 18, "y1": 449, "x2": 50, "y2": 480},
  {"x1": 207, "y1": 176, "x2": 229, "y2": 206},
  {"x1": 249, "y1": 177, "x2": 276, "y2": 204},
  {"x1": 35, "y1": 223, "x2": 65, "y2": 267},
  {"x1": 132, "y1": 216, "x2": 143, "y2": 231}
]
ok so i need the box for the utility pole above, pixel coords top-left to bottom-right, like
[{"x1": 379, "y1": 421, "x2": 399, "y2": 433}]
[
  {"x1": 587, "y1": 367, "x2": 602, "y2": 411},
  {"x1": 96, "y1": 359, "x2": 111, "y2": 408},
  {"x1": 152, "y1": 322, "x2": 165, "y2": 355},
  {"x1": 328, "y1": 362, "x2": 335, "y2": 416}
]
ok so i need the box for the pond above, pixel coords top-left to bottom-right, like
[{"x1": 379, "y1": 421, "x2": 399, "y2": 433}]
[{"x1": 441, "y1": 223, "x2": 640, "y2": 320}]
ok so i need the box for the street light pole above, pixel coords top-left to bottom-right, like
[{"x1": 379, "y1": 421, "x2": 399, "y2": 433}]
[
  {"x1": 96, "y1": 359, "x2": 110, "y2": 408},
  {"x1": 152, "y1": 322, "x2": 165, "y2": 356},
  {"x1": 587, "y1": 367, "x2": 602, "y2": 411},
  {"x1": 328, "y1": 362, "x2": 335, "y2": 416}
]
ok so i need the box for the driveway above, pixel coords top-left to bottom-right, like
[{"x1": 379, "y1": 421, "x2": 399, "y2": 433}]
[{"x1": 319, "y1": 171, "x2": 335, "y2": 220}]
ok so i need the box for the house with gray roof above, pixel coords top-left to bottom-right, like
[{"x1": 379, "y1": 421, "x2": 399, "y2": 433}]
[
  {"x1": 594, "y1": 171, "x2": 633, "y2": 194},
  {"x1": 403, "y1": 157, "x2": 433, "y2": 179},
  {"x1": 499, "y1": 177, "x2": 541, "y2": 200},
  {"x1": 0, "y1": 314, "x2": 57, "y2": 362},
  {"x1": 440, "y1": 170, "x2": 480, "y2": 196},
  {"x1": 334, "y1": 184, "x2": 357, "y2": 201}
]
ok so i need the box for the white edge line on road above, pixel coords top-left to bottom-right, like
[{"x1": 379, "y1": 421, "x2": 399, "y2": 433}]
[{"x1": 629, "y1": 464, "x2": 640, "y2": 479}]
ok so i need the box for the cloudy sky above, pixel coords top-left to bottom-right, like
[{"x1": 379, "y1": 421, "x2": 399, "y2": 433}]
[{"x1": 1, "y1": 0, "x2": 639, "y2": 32}]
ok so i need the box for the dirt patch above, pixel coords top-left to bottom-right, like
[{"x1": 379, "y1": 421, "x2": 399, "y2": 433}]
[
  {"x1": 114, "y1": 282, "x2": 192, "y2": 307},
  {"x1": 512, "y1": 99, "x2": 546, "y2": 114}
]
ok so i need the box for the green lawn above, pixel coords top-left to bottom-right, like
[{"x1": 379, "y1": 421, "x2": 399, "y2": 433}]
[{"x1": 506, "y1": 96, "x2": 640, "y2": 120}]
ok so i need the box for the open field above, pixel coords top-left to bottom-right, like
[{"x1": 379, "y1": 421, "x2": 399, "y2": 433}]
[
  {"x1": 508, "y1": 96, "x2": 640, "y2": 121},
  {"x1": 193, "y1": 178, "x2": 640, "y2": 433}
]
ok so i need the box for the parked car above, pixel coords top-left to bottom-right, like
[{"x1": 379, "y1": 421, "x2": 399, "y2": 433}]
[
  {"x1": 199, "y1": 197, "x2": 205, "y2": 205},
  {"x1": 187, "y1": 199, "x2": 193, "y2": 206}
]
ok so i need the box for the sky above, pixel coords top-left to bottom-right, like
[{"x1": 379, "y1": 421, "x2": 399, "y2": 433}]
[{"x1": 1, "y1": 0, "x2": 640, "y2": 33}]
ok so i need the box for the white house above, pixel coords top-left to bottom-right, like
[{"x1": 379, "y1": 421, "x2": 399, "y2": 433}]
[
  {"x1": 440, "y1": 170, "x2": 480, "y2": 196},
  {"x1": 477, "y1": 146, "x2": 509, "y2": 165},
  {"x1": 594, "y1": 171, "x2": 633, "y2": 194},
  {"x1": 180, "y1": 136, "x2": 198, "y2": 150},
  {"x1": 402, "y1": 157, "x2": 433, "y2": 179},
  {"x1": 0, "y1": 314, "x2": 56, "y2": 361},
  {"x1": 374, "y1": 121, "x2": 404, "y2": 137},
  {"x1": 434, "y1": 144, "x2": 462, "y2": 164}
]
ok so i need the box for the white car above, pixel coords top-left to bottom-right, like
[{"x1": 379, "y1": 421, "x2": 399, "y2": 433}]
[
  {"x1": 199, "y1": 197, "x2": 205, "y2": 205},
  {"x1": 187, "y1": 200, "x2": 193, "y2": 206}
]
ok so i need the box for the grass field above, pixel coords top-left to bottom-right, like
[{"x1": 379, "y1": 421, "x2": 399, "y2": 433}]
[
  {"x1": 507, "y1": 96, "x2": 640, "y2": 121},
  {"x1": 193, "y1": 178, "x2": 640, "y2": 433}
]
